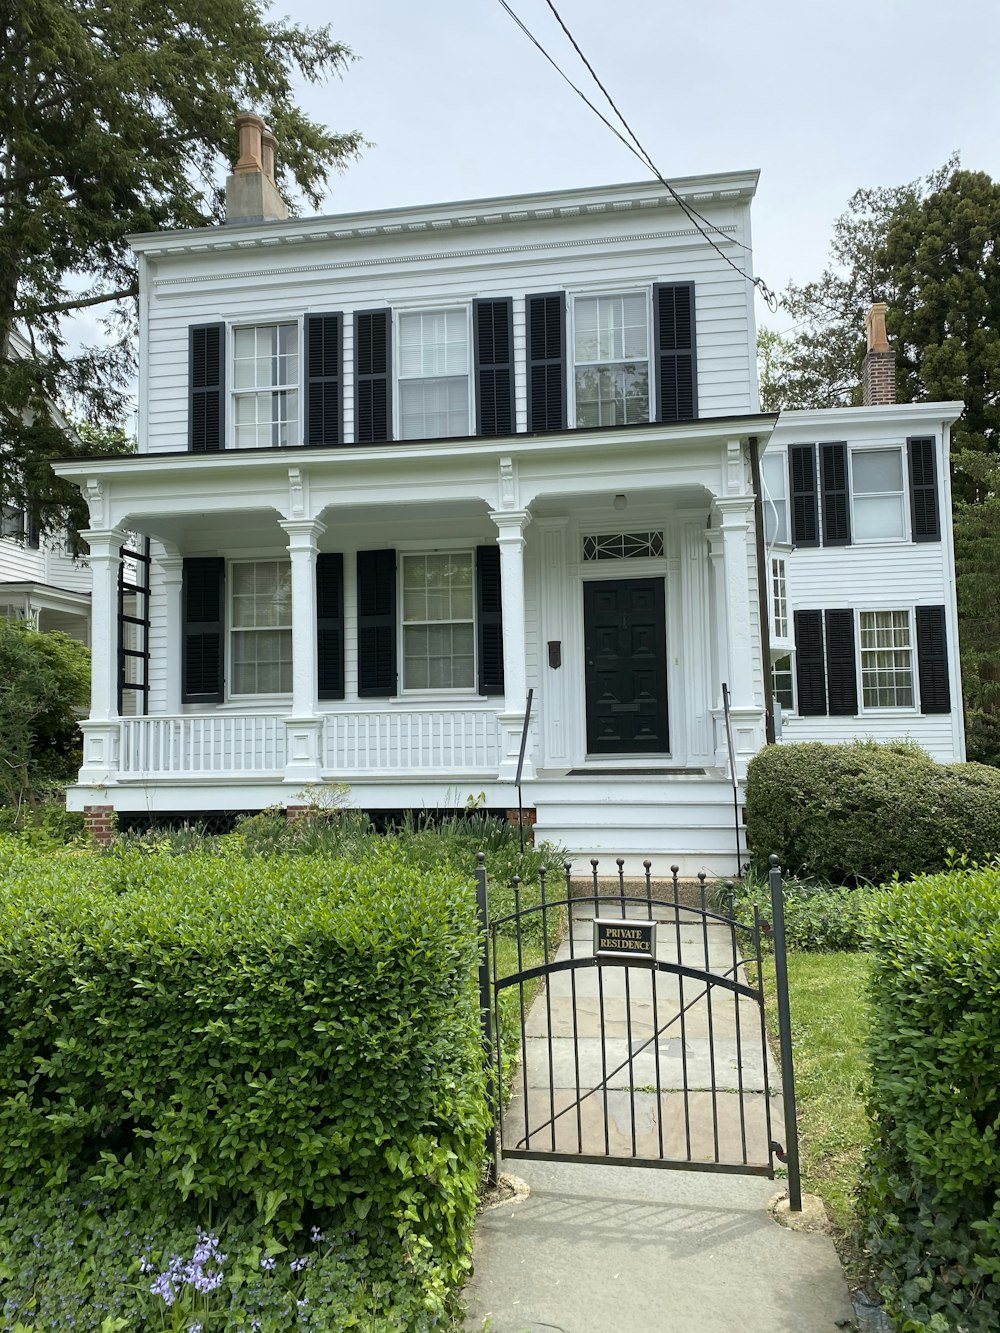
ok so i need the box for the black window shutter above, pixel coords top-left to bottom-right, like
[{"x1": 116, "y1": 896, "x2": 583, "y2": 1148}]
[
  {"x1": 306, "y1": 313, "x2": 342, "y2": 446},
  {"x1": 357, "y1": 548, "x2": 396, "y2": 697},
  {"x1": 316, "y1": 552, "x2": 344, "y2": 700},
  {"x1": 821, "y1": 443, "x2": 851, "y2": 546},
  {"x1": 790, "y1": 444, "x2": 819, "y2": 547},
  {"x1": 182, "y1": 557, "x2": 224, "y2": 703},
  {"x1": 354, "y1": 310, "x2": 392, "y2": 443},
  {"x1": 794, "y1": 610, "x2": 827, "y2": 715},
  {"x1": 474, "y1": 299, "x2": 515, "y2": 437},
  {"x1": 908, "y1": 436, "x2": 940, "y2": 542},
  {"x1": 916, "y1": 605, "x2": 951, "y2": 713},
  {"x1": 189, "y1": 323, "x2": 225, "y2": 453},
  {"x1": 824, "y1": 609, "x2": 858, "y2": 716},
  {"x1": 476, "y1": 545, "x2": 504, "y2": 695},
  {"x1": 526, "y1": 292, "x2": 566, "y2": 431},
  {"x1": 654, "y1": 282, "x2": 697, "y2": 422}
]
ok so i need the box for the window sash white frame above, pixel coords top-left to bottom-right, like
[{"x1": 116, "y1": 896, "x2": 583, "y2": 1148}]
[
  {"x1": 398, "y1": 547, "x2": 478, "y2": 695},
  {"x1": 229, "y1": 318, "x2": 303, "y2": 450},
  {"x1": 226, "y1": 557, "x2": 294, "y2": 698},
  {"x1": 568, "y1": 286, "x2": 654, "y2": 428},
  {"x1": 857, "y1": 607, "x2": 916, "y2": 712},
  {"x1": 771, "y1": 652, "x2": 796, "y2": 713},
  {"x1": 848, "y1": 445, "x2": 909, "y2": 543},
  {"x1": 761, "y1": 450, "x2": 790, "y2": 546},
  {"x1": 394, "y1": 305, "x2": 474, "y2": 442},
  {"x1": 771, "y1": 556, "x2": 789, "y2": 640}
]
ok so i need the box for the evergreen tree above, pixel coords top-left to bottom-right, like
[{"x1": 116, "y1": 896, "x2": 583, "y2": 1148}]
[{"x1": 0, "y1": 0, "x2": 363, "y2": 537}]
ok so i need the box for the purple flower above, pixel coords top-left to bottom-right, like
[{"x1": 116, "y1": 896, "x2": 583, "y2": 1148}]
[
  {"x1": 310, "y1": 1226, "x2": 325, "y2": 1243},
  {"x1": 290, "y1": 1256, "x2": 310, "y2": 1273},
  {"x1": 150, "y1": 1271, "x2": 177, "y2": 1306},
  {"x1": 260, "y1": 1255, "x2": 276, "y2": 1272}
]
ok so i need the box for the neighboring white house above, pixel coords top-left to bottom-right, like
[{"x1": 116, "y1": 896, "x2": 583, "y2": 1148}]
[
  {"x1": 1, "y1": 333, "x2": 91, "y2": 643},
  {"x1": 51, "y1": 116, "x2": 965, "y2": 871}
]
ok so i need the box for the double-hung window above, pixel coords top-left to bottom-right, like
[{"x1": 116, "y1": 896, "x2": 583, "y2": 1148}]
[
  {"x1": 233, "y1": 323, "x2": 299, "y2": 448},
  {"x1": 761, "y1": 452, "x2": 789, "y2": 544},
  {"x1": 859, "y1": 610, "x2": 913, "y2": 708},
  {"x1": 573, "y1": 293, "x2": 650, "y2": 427},
  {"x1": 398, "y1": 310, "x2": 470, "y2": 440},
  {"x1": 771, "y1": 654, "x2": 795, "y2": 711},
  {"x1": 230, "y1": 560, "x2": 293, "y2": 694},
  {"x1": 851, "y1": 448, "x2": 906, "y2": 540},
  {"x1": 401, "y1": 552, "x2": 475, "y2": 689}
]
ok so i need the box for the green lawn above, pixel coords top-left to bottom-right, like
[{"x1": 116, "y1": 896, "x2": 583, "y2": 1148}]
[{"x1": 762, "y1": 952, "x2": 872, "y2": 1242}]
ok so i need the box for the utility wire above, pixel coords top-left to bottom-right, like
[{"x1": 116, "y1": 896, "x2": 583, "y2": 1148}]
[{"x1": 495, "y1": 0, "x2": 778, "y2": 311}]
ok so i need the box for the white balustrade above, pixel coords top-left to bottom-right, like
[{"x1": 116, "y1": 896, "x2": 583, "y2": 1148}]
[
  {"x1": 323, "y1": 709, "x2": 503, "y2": 774},
  {"x1": 117, "y1": 709, "x2": 505, "y2": 779},
  {"x1": 119, "y1": 715, "x2": 287, "y2": 778}
]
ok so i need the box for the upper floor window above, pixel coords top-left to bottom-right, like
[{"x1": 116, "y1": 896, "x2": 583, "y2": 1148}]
[
  {"x1": 573, "y1": 293, "x2": 649, "y2": 428},
  {"x1": 233, "y1": 323, "x2": 299, "y2": 448},
  {"x1": 851, "y1": 448, "x2": 906, "y2": 540},
  {"x1": 761, "y1": 452, "x2": 788, "y2": 544},
  {"x1": 398, "y1": 310, "x2": 470, "y2": 440},
  {"x1": 401, "y1": 551, "x2": 475, "y2": 689},
  {"x1": 771, "y1": 557, "x2": 788, "y2": 639},
  {"x1": 0, "y1": 504, "x2": 40, "y2": 549}
]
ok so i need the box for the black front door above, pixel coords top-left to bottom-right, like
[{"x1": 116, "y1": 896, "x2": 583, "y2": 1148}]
[{"x1": 584, "y1": 578, "x2": 669, "y2": 754}]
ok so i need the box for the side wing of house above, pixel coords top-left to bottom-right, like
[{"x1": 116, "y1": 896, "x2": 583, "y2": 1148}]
[{"x1": 762, "y1": 405, "x2": 965, "y2": 762}]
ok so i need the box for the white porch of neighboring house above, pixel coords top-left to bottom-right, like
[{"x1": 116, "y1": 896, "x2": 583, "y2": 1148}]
[{"x1": 54, "y1": 417, "x2": 773, "y2": 873}]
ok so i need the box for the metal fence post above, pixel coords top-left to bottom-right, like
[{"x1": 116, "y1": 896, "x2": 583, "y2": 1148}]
[
  {"x1": 476, "y1": 851, "x2": 498, "y2": 1187},
  {"x1": 768, "y1": 853, "x2": 802, "y2": 1211}
]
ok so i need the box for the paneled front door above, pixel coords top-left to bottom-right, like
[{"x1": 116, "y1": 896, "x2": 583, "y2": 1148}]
[{"x1": 583, "y1": 577, "x2": 669, "y2": 754}]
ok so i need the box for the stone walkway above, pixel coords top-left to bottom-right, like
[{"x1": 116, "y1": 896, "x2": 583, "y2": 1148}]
[{"x1": 464, "y1": 896, "x2": 853, "y2": 1332}]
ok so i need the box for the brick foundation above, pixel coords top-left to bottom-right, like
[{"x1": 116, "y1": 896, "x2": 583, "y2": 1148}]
[
  {"x1": 285, "y1": 804, "x2": 313, "y2": 822},
  {"x1": 83, "y1": 804, "x2": 116, "y2": 846},
  {"x1": 505, "y1": 807, "x2": 537, "y2": 844}
]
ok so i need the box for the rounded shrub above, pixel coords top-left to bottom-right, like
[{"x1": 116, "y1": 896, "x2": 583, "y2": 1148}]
[{"x1": 746, "y1": 740, "x2": 1000, "y2": 883}]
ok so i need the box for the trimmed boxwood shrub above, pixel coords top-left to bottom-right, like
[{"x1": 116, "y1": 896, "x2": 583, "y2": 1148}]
[
  {"x1": 746, "y1": 740, "x2": 1000, "y2": 884},
  {"x1": 860, "y1": 864, "x2": 1000, "y2": 1330},
  {"x1": 0, "y1": 839, "x2": 488, "y2": 1316}
]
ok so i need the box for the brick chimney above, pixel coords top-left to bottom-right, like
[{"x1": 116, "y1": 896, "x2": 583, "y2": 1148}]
[
  {"x1": 861, "y1": 302, "x2": 896, "y2": 405},
  {"x1": 225, "y1": 112, "x2": 289, "y2": 226}
]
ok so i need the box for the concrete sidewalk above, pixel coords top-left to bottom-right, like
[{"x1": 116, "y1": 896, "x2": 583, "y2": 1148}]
[
  {"x1": 463, "y1": 895, "x2": 855, "y2": 1332},
  {"x1": 464, "y1": 1159, "x2": 854, "y2": 1332}
]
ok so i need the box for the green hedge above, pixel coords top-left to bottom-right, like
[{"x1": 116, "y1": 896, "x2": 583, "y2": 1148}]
[
  {"x1": 0, "y1": 840, "x2": 488, "y2": 1321},
  {"x1": 860, "y1": 864, "x2": 1000, "y2": 1330},
  {"x1": 746, "y1": 740, "x2": 1000, "y2": 884},
  {"x1": 728, "y1": 874, "x2": 876, "y2": 951}
]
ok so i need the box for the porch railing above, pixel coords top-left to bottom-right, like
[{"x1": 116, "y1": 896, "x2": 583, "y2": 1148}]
[
  {"x1": 322, "y1": 708, "x2": 503, "y2": 774},
  {"x1": 117, "y1": 708, "x2": 504, "y2": 779},
  {"x1": 119, "y1": 714, "x2": 287, "y2": 777}
]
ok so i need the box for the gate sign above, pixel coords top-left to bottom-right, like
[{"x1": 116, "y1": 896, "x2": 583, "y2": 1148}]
[{"x1": 593, "y1": 917, "x2": 657, "y2": 961}]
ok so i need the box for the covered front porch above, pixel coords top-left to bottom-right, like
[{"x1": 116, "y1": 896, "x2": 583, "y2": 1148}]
[{"x1": 56, "y1": 419, "x2": 772, "y2": 867}]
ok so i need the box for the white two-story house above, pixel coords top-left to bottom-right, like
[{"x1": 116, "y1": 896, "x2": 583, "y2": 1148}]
[{"x1": 52, "y1": 116, "x2": 964, "y2": 871}]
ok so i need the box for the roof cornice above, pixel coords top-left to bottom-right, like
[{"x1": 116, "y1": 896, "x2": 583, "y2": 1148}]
[
  {"x1": 128, "y1": 171, "x2": 760, "y2": 258},
  {"x1": 771, "y1": 402, "x2": 964, "y2": 432}
]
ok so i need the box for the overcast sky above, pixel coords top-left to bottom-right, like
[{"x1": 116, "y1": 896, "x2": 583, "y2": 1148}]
[{"x1": 281, "y1": 0, "x2": 1000, "y2": 333}]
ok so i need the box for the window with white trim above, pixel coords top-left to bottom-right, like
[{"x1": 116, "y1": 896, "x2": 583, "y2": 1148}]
[
  {"x1": 401, "y1": 552, "x2": 475, "y2": 689},
  {"x1": 771, "y1": 557, "x2": 788, "y2": 639},
  {"x1": 230, "y1": 560, "x2": 293, "y2": 694},
  {"x1": 771, "y1": 653, "x2": 795, "y2": 711},
  {"x1": 761, "y1": 451, "x2": 788, "y2": 544},
  {"x1": 851, "y1": 448, "x2": 906, "y2": 540},
  {"x1": 233, "y1": 323, "x2": 299, "y2": 448},
  {"x1": 398, "y1": 310, "x2": 470, "y2": 440},
  {"x1": 859, "y1": 610, "x2": 913, "y2": 708},
  {"x1": 573, "y1": 293, "x2": 650, "y2": 427}
]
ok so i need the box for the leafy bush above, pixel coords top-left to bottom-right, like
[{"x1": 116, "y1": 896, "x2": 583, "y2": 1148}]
[
  {"x1": 746, "y1": 740, "x2": 1000, "y2": 884},
  {"x1": 729, "y1": 871, "x2": 878, "y2": 952},
  {"x1": 0, "y1": 840, "x2": 488, "y2": 1327},
  {"x1": 859, "y1": 862, "x2": 1000, "y2": 1330},
  {"x1": 0, "y1": 622, "x2": 89, "y2": 820}
]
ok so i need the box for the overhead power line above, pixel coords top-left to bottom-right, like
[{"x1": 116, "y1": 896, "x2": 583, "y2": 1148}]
[{"x1": 494, "y1": 0, "x2": 778, "y2": 312}]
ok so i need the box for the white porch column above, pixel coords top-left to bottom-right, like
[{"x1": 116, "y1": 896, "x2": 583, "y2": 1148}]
[
  {"x1": 159, "y1": 544, "x2": 183, "y2": 715},
  {"x1": 78, "y1": 528, "x2": 124, "y2": 784},
  {"x1": 491, "y1": 508, "x2": 533, "y2": 782},
  {"x1": 711, "y1": 497, "x2": 765, "y2": 774},
  {"x1": 279, "y1": 517, "x2": 326, "y2": 786}
]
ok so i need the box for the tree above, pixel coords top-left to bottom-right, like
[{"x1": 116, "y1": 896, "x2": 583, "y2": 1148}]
[
  {"x1": 0, "y1": 0, "x2": 364, "y2": 538},
  {"x1": 0, "y1": 622, "x2": 90, "y2": 820}
]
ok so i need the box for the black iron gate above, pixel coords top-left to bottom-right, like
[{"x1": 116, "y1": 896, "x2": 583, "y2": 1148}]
[{"x1": 476, "y1": 855, "x2": 801, "y2": 1205}]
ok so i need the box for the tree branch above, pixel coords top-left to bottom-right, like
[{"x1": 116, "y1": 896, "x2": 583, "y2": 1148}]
[{"x1": 14, "y1": 286, "x2": 137, "y2": 319}]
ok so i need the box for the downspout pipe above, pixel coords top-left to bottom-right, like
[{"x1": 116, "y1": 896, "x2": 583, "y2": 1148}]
[{"x1": 748, "y1": 435, "x2": 776, "y2": 746}]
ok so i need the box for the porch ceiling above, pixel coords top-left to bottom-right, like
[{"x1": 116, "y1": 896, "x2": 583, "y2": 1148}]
[
  {"x1": 122, "y1": 507, "x2": 286, "y2": 550},
  {"x1": 529, "y1": 483, "x2": 714, "y2": 518}
]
